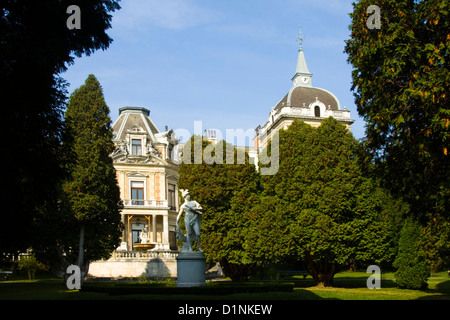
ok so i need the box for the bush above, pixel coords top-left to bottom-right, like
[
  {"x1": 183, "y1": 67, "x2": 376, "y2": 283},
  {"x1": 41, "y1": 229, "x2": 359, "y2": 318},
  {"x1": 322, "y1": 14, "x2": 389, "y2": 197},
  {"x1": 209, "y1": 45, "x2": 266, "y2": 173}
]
[
  {"x1": 393, "y1": 219, "x2": 430, "y2": 290},
  {"x1": 18, "y1": 255, "x2": 48, "y2": 280}
]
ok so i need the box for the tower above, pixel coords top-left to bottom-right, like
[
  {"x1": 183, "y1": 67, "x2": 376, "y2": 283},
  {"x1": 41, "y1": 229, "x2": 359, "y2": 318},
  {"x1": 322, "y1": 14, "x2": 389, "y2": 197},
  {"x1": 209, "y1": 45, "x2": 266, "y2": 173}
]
[
  {"x1": 253, "y1": 29, "x2": 354, "y2": 149},
  {"x1": 292, "y1": 28, "x2": 313, "y2": 88}
]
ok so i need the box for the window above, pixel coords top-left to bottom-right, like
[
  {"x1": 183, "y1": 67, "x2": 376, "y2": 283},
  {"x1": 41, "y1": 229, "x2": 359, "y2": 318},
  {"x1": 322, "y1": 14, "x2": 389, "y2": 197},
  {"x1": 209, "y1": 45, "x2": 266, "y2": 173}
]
[
  {"x1": 314, "y1": 105, "x2": 321, "y2": 117},
  {"x1": 131, "y1": 181, "x2": 144, "y2": 205},
  {"x1": 132, "y1": 230, "x2": 141, "y2": 243},
  {"x1": 131, "y1": 139, "x2": 142, "y2": 155},
  {"x1": 131, "y1": 223, "x2": 144, "y2": 243},
  {"x1": 168, "y1": 184, "x2": 176, "y2": 210}
]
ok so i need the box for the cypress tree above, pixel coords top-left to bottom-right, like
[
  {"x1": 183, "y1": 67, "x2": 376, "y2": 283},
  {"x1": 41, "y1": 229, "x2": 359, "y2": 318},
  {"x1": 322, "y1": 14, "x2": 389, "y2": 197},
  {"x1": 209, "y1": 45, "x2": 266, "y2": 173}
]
[
  {"x1": 63, "y1": 74, "x2": 123, "y2": 276},
  {"x1": 393, "y1": 218, "x2": 430, "y2": 290}
]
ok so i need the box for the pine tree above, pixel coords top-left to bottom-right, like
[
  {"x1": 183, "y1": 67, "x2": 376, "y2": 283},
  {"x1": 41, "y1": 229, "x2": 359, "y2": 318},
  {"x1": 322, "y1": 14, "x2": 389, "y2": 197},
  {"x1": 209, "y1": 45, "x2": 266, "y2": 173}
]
[{"x1": 63, "y1": 75, "x2": 123, "y2": 276}]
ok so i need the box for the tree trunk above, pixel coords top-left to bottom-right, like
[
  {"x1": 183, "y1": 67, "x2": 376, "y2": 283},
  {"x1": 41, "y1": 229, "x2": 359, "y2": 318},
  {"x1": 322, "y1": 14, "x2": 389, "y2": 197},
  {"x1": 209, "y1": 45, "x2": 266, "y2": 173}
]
[
  {"x1": 54, "y1": 246, "x2": 71, "y2": 280},
  {"x1": 76, "y1": 223, "x2": 89, "y2": 283},
  {"x1": 76, "y1": 223, "x2": 85, "y2": 267},
  {"x1": 220, "y1": 259, "x2": 258, "y2": 282},
  {"x1": 304, "y1": 253, "x2": 336, "y2": 287}
]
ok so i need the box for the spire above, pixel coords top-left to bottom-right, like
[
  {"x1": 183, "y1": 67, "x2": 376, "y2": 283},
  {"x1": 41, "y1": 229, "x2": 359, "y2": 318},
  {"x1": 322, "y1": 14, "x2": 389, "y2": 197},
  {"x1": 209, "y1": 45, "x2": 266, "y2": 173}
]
[
  {"x1": 292, "y1": 27, "x2": 312, "y2": 87},
  {"x1": 296, "y1": 26, "x2": 304, "y2": 50}
]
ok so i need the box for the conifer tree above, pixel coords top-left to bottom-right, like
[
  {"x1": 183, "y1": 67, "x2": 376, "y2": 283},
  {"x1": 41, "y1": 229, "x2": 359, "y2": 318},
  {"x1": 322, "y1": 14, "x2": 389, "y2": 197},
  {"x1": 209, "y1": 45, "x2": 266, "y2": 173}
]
[
  {"x1": 394, "y1": 218, "x2": 430, "y2": 289},
  {"x1": 62, "y1": 75, "x2": 123, "y2": 276},
  {"x1": 178, "y1": 137, "x2": 261, "y2": 281},
  {"x1": 256, "y1": 118, "x2": 396, "y2": 287}
]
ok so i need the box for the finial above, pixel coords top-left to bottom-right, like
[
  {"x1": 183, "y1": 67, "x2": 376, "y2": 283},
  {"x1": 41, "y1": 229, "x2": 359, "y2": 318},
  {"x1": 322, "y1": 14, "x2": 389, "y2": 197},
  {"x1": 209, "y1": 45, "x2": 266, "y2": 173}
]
[{"x1": 296, "y1": 27, "x2": 304, "y2": 51}]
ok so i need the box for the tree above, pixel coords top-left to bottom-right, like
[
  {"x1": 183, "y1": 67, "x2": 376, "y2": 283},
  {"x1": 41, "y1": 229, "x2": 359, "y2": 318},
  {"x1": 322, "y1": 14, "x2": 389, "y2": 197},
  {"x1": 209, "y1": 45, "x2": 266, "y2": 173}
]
[
  {"x1": 178, "y1": 136, "x2": 262, "y2": 281},
  {"x1": 256, "y1": 118, "x2": 395, "y2": 286},
  {"x1": 419, "y1": 214, "x2": 450, "y2": 273},
  {"x1": 393, "y1": 218, "x2": 430, "y2": 289},
  {"x1": 18, "y1": 255, "x2": 48, "y2": 280},
  {"x1": 344, "y1": 0, "x2": 449, "y2": 224},
  {"x1": 61, "y1": 74, "x2": 123, "y2": 278},
  {"x1": 0, "y1": 0, "x2": 121, "y2": 257}
]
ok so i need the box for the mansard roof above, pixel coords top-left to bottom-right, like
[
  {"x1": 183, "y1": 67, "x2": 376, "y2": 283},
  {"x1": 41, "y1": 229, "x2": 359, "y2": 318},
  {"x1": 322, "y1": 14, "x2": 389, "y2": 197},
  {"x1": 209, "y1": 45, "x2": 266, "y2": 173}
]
[{"x1": 112, "y1": 107, "x2": 159, "y2": 142}]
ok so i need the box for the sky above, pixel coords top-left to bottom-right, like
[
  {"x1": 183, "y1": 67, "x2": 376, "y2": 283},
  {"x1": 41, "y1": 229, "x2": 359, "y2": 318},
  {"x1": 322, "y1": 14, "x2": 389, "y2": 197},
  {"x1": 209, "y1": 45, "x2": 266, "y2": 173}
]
[{"x1": 62, "y1": 0, "x2": 366, "y2": 144}]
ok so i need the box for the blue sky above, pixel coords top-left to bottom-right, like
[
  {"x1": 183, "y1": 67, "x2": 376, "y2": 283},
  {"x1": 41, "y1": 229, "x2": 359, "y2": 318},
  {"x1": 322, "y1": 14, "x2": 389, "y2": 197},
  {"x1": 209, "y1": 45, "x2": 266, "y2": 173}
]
[{"x1": 62, "y1": 0, "x2": 366, "y2": 144}]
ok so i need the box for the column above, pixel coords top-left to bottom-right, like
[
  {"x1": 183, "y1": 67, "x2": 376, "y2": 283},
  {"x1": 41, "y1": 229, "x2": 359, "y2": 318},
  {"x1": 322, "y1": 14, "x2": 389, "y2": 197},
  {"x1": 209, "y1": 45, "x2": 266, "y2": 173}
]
[
  {"x1": 163, "y1": 214, "x2": 169, "y2": 250},
  {"x1": 152, "y1": 214, "x2": 157, "y2": 243}
]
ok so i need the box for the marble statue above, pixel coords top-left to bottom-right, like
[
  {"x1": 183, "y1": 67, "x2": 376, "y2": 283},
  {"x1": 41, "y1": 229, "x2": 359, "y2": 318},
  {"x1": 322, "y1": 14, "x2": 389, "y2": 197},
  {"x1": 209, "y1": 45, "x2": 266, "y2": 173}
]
[
  {"x1": 139, "y1": 226, "x2": 149, "y2": 244},
  {"x1": 176, "y1": 189, "x2": 203, "y2": 252}
]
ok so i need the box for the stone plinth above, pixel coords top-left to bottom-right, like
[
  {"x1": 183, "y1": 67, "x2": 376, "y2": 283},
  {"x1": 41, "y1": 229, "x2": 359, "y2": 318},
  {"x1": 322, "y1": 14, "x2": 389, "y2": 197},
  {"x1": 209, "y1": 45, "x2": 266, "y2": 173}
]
[
  {"x1": 176, "y1": 252, "x2": 206, "y2": 287},
  {"x1": 88, "y1": 251, "x2": 178, "y2": 278}
]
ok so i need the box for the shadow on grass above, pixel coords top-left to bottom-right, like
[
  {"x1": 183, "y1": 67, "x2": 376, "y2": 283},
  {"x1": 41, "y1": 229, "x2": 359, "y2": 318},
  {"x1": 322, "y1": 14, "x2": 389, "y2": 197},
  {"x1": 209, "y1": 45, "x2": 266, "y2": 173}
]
[
  {"x1": 0, "y1": 280, "x2": 328, "y2": 300},
  {"x1": 0, "y1": 281, "x2": 68, "y2": 300},
  {"x1": 416, "y1": 280, "x2": 450, "y2": 300},
  {"x1": 3, "y1": 275, "x2": 448, "y2": 300},
  {"x1": 332, "y1": 277, "x2": 398, "y2": 289},
  {"x1": 273, "y1": 275, "x2": 398, "y2": 289}
]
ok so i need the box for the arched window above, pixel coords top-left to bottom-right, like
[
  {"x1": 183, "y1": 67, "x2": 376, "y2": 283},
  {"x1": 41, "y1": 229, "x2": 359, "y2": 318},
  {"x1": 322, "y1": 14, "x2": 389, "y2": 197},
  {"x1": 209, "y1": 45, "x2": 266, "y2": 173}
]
[{"x1": 314, "y1": 105, "x2": 320, "y2": 117}]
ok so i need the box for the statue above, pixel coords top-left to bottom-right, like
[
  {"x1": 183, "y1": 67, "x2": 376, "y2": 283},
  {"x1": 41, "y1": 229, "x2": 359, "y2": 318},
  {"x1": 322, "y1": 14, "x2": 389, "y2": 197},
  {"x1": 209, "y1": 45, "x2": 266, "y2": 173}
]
[
  {"x1": 112, "y1": 140, "x2": 128, "y2": 157},
  {"x1": 176, "y1": 189, "x2": 203, "y2": 252},
  {"x1": 139, "y1": 226, "x2": 149, "y2": 244},
  {"x1": 146, "y1": 141, "x2": 160, "y2": 156}
]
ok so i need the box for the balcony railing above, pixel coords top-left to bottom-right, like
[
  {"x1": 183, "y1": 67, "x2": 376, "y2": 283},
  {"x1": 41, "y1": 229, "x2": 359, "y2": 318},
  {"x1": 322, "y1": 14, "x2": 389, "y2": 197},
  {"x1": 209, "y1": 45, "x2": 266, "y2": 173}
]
[
  {"x1": 112, "y1": 250, "x2": 178, "y2": 259},
  {"x1": 122, "y1": 199, "x2": 169, "y2": 208}
]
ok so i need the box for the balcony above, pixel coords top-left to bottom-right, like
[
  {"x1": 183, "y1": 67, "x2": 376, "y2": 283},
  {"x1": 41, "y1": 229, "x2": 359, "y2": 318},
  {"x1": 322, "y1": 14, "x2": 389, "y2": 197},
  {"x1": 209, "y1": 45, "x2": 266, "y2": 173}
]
[
  {"x1": 112, "y1": 250, "x2": 178, "y2": 260},
  {"x1": 122, "y1": 199, "x2": 169, "y2": 208}
]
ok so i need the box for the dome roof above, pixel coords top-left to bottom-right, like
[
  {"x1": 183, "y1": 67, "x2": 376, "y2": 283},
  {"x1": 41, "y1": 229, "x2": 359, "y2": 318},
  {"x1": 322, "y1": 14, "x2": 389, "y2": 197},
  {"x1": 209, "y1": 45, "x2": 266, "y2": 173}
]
[{"x1": 274, "y1": 86, "x2": 340, "y2": 111}]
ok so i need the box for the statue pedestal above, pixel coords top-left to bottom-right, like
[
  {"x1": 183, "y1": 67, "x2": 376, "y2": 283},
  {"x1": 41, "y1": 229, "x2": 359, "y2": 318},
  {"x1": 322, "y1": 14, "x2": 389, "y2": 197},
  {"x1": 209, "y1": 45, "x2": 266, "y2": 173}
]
[{"x1": 176, "y1": 252, "x2": 206, "y2": 287}]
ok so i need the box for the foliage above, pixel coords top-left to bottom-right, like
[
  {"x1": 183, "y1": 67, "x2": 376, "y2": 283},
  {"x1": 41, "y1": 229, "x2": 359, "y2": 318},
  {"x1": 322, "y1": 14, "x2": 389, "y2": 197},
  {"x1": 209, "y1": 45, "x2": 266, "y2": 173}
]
[
  {"x1": 60, "y1": 75, "x2": 123, "y2": 267},
  {"x1": 255, "y1": 118, "x2": 397, "y2": 286},
  {"x1": 394, "y1": 218, "x2": 430, "y2": 290},
  {"x1": 344, "y1": 0, "x2": 450, "y2": 223},
  {"x1": 178, "y1": 136, "x2": 261, "y2": 281},
  {"x1": 419, "y1": 214, "x2": 450, "y2": 272},
  {"x1": 18, "y1": 256, "x2": 48, "y2": 280},
  {"x1": 0, "y1": 0, "x2": 121, "y2": 255}
]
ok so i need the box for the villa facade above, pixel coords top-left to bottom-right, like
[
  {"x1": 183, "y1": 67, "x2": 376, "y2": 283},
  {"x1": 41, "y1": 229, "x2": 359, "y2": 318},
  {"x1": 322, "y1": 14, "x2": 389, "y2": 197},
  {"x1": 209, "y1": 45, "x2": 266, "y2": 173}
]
[
  {"x1": 88, "y1": 36, "x2": 355, "y2": 279},
  {"x1": 88, "y1": 106, "x2": 181, "y2": 278}
]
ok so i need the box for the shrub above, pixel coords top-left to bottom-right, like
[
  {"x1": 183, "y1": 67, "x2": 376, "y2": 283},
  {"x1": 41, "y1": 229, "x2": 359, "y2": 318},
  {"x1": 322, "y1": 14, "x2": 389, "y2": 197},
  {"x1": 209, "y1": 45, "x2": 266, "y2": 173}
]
[
  {"x1": 393, "y1": 219, "x2": 430, "y2": 290},
  {"x1": 18, "y1": 255, "x2": 48, "y2": 280}
]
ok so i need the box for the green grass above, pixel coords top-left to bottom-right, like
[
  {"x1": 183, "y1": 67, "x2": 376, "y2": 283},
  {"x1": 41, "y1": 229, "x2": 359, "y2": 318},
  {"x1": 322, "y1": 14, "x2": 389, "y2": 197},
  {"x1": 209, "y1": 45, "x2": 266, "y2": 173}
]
[{"x1": 0, "y1": 271, "x2": 449, "y2": 300}]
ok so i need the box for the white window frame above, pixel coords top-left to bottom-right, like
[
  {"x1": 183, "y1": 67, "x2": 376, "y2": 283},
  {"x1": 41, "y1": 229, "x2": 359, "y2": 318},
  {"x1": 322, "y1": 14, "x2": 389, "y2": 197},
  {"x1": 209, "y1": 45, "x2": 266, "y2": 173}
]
[
  {"x1": 128, "y1": 133, "x2": 146, "y2": 156},
  {"x1": 129, "y1": 178, "x2": 146, "y2": 205}
]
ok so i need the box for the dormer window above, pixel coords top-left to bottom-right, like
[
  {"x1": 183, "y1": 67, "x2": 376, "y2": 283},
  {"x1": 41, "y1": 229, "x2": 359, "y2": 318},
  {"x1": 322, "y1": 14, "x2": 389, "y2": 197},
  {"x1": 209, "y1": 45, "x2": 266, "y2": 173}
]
[
  {"x1": 314, "y1": 105, "x2": 321, "y2": 117},
  {"x1": 131, "y1": 139, "x2": 142, "y2": 155}
]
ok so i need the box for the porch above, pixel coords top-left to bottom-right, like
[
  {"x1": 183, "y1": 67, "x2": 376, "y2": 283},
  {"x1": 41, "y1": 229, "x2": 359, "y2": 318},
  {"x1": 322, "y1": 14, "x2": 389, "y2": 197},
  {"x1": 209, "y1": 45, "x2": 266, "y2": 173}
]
[{"x1": 121, "y1": 210, "x2": 177, "y2": 252}]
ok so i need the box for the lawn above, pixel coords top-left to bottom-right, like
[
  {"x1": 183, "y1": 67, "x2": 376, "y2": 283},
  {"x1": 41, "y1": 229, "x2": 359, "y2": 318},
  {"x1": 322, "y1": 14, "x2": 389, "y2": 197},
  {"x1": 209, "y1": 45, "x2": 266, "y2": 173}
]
[{"x1": 0, "y1": 271, "x2": 449, "y2": 300}]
